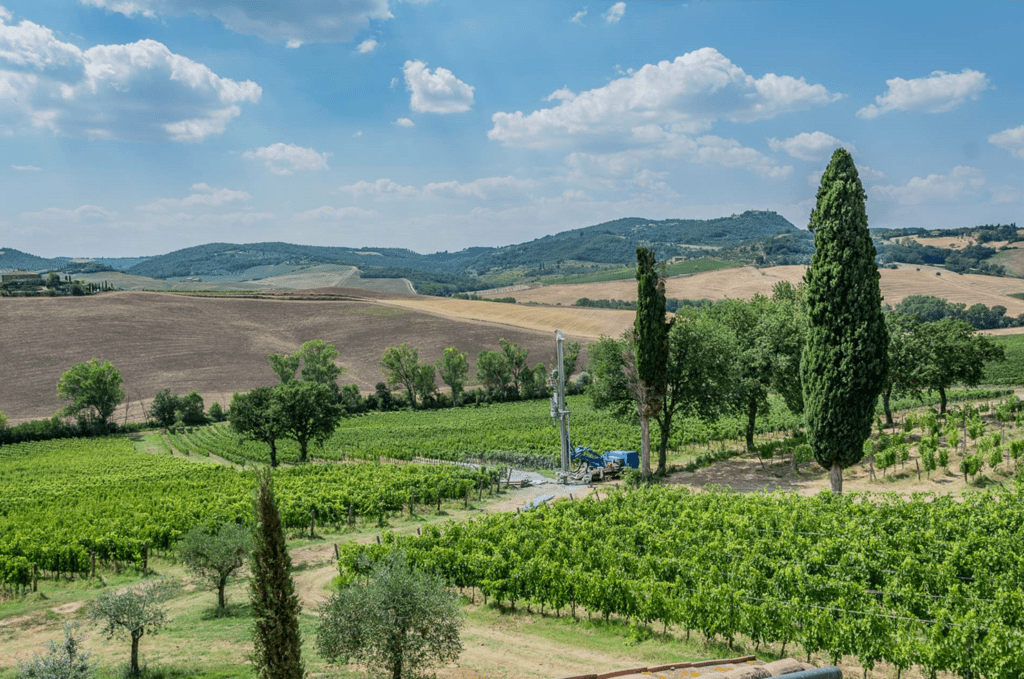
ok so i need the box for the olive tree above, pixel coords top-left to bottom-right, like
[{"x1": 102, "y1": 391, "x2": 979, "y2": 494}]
[
  {"x1": 316, "y1": 551, "x2": 463, "y2": 679},
  {"x1": 177, "y1": 523, "x2": 252, "y2": 611},
  {"x1": 87, "y1": 580, "x2": 173, "y2": 677}
]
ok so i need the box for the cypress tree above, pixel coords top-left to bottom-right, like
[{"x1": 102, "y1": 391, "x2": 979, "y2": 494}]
[
  {"x1": 801, "y1": 148, "x2": 889, "y2": 494},
  {"x1": 634, "y1": 247, "x2": 670, "y2": 479},
  {"x1": 250, "y1": 468, "x2": 304, "y2": 679}
]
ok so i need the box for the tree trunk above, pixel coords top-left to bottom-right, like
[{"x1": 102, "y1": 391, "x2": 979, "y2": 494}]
[
  {"x1": 745, "y1": 397, "x2": 758, "y2": 451},
  {"x1": 299, "y1": 438, "x2": 308, "y2": 463},
  {"x1": 883, "y1": 386, "x2": 893, "y2": 427},
  {"x1": 939, "y1": 385, "x2": 948, "y2": 415},
  {"x1": 218, "y1": 575, "x2": 227, "y2": 608},
  {"x1": 269, "y1": 440, "x2": 278, "y2": 468},
  {"x1": 657, "y1": 413, "x2": 671, "y2": 476},
  {"x1": 131, "y1": 633, "x2": 142, "y2": 676},
  {"x1": 640, "y1": 413, "x2": 652, "y2": 479},
  {"x1": 829, "y1": 461, "x2": 843, "y2": 495}
]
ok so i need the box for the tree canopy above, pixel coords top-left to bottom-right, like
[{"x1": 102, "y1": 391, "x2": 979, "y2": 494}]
[{"x1": 57, "y1": 358, "x2": 124, "y2": 427}]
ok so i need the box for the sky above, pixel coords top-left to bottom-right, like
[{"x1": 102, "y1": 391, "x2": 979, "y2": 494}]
[{"x1": 0, "y1": 0, "x2": 1022, "y2": 258}]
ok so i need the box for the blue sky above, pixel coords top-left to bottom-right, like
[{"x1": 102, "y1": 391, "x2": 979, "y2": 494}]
[{"x1": 1, "y1": 0, "x2": 1021, "y2": 258}]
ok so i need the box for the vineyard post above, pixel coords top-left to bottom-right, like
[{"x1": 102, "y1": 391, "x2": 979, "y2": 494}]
[
  {"x1": 91, "y1": 553, "x2": 96, "y2": 579},
  {"x1": 409, "y1": 493, "x2": 415, "y2": 518},
  {"x1": 478, "y1": 478, "x2": 483, "y2": 501},
  {"x1": 142, "y1": 544, "x2": 149, "y2": 573},
  {"x1": 348, "y1": 505, "x2": 354, "y2": 527},
  {"x1": 310, "y1": 508, "x2": 317, "y2": 539},
  {"x1": 916, "y1": 459, "x2": 921, "y2": 481},
  {"x1": 32, "y1": 565, "x2": 37, "y2": 593},
  {"x1": 333, "y1": 544, "x2": 339, "y2": 560}
]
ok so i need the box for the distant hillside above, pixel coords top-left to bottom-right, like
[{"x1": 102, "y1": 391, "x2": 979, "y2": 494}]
[
  {"x1": 0, "y1": 248, "x2": 55, "y2": 271},
  {"x1": 469, "y1": 210, "x2": 798, "y2": 274}
]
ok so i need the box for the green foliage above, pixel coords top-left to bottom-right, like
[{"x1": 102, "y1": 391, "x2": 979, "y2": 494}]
[
  {"x1": 915, "y1": 318, "x2": 1005, "y2": 413},
  {"x1": 475, "y1": 350, "x2": 511, "y2": 400},
  {"x1": 208, "y1": 401, "x2": 226, "y2": 422},
  {"x1": 16, "y1": 624, "x2": 94, "y2": 679},
  {"x1": 381, "y1": 343, "x2": 422, "y2": 408},
  {"x1": 151, "y1": 390, "x2": 180, "y2": 428},
  {"x1": 179, "y1": 391, "x2": 206, "y2": 426},
  {"x1": 316, "y1": 551, "x2": 463, "y2": 679},
  {"x1": 250, "y1": 469, "x2": 304, "y2": 679},
  {"x1": 229, "y1": 387, "x2": 286, "y2": 467},
  {"x1": 802, "y1": 149, "x2": 888, "y2": 490},
  {"x1": 177, "y1": 522, "x2": 252, "y2": 609},
  {"x1": 634, "y1": 247, "x2": 670, "y2": 476},
  {"x1": 982, "y1": 334, "x2": 1024, "y2": 385},
  {"x1": 57, "y1": 358, "x2": 125, "y2": 427},
  {"x1": 274, "y1": 380, "x2": 342, "y2": 463},
  {"x1": 435, "y1": 347, "x2": 469, "y2": 405},
  {"x1": 87, "y1": 580, "x2": 174, "y2": 677},
  {"x1": 499, "y1": 338, "x2": 530, "y2": 396}
]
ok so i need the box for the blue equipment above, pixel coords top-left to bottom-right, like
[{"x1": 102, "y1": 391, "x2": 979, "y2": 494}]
[{"x1": 568, "y1": 445, "x2": 639, "y2": 481}]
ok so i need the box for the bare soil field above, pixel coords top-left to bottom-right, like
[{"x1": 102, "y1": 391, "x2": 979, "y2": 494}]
[
  {"x1": 508, "y1": 264, "x2": 1024, "y2": 316},
  {"x1": 0, "y1": 289, "x2": 574, "y2": 423}
]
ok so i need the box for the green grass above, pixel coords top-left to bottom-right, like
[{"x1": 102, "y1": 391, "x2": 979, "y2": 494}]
[
  {"x1": 1008, "y1": 292, "x2": 1024, "y2": 301},
  {"x1": 983, "y1": 334, "x2": 1024, "y2": 385},
  {"x1": 539, "y1": 259, "x2": 742, "y2": 286}
]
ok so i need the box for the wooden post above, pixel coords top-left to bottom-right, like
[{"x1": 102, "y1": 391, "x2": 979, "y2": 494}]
[
  {"x1": 376, "y1": 535, "x2": 380, "y2": 545},
  {"x1": 409, "y1": 494, "x2": 415, "y2": 518},
  {"x1": 91, "y1": 553, "x2": 96, "y2": 579},
  {"x1": 437, "y1": 493, "x2": 442, "y2": 513},
  {"x1": 348, "y1": 505, "x2": 354, "y2": 527},
  {"x1": 333, "y1": 543, "x2": 339, "y2": 560},
  {"x1": 143, "y1": 545, "x2": 149, "y2": 573},
  {"x1": 310, "y1": 508, "x2": 317, "y2": 538},
  {"x1": 916, "y1": 460, "x2": 921, "y2": 481},
  {"x1": 569, "y1": 493, "x2": 573, "y2": 501}
]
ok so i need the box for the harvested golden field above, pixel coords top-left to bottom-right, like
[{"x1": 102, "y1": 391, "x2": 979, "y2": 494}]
[
  {"x1": 508, "y1": 264, "x2": 1024, "y2": 315},
  {"x1": 377, "y1": 296, "x2": 636, "y2": 339},
  {"x1": 0, "y1": 289, "x2": 572, "y2": 423}
]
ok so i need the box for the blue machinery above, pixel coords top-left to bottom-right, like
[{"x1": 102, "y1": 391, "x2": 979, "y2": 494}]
[{"x1": 552, "y1": 329, "x2": 639, "y2": 484}]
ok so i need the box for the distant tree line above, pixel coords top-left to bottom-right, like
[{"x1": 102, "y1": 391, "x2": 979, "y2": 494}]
[
  {"x1": 575, "y1": 297, "x2": 715, "y2": 312},
  {"x1": 890, "y1": 295, "x2": 1024, "y2": 329}
]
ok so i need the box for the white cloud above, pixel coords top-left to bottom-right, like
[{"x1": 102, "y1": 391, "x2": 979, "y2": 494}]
[
  {"x1": 357, "y1": 38, "x2": 378, "y2": 54},
  {"x1": 767, "y1": 131, "x2": 854, "y2": 161},
  {"x1": 78, "y1": 0, "x2": 394, "y2": 47},
  {"x1": 403, "y1": 60, "x2": 474, "y2": 113},
  {"x1": 604, "y1": 2, "x2": 625, "y2": 23},
  {"x1": 857, "y1": 69, "x2": 988, "y2": 119},
  {"x1": 138, "y1": 183, "x2": 251, "y2": 211},
  {"x1": 990, "y1": 186, "x2": 1021, "y2": 205},
  {"x1": 0, "y1": 12, "x2": 260, "y2": 140},
  {"x1": 338, "y1": 178, "x2": 418, "y2": 199},
  {"x1": 242, "y1": 142, "x2": 330, "y2": 175},
  {"x1": 570, "y1": 8, "x2": 587, "y2": 24},
  {"x1": 294, "y1": 206, "x2": 378, "y2": 221},
  {"x1": 988, "y1": 125, "x2": 1024, "y2": 159},
  {"x1": 394, "y1": 117, "x2": 414, "y2": 127},
  {"x1": 21, "y1": 204, "x2": 117, "y2": 222},
  {"x1": 11, "y1": 164, "x2": 40, "y2": 171},
  {"x1": 489, "y1": 48, "x2": 840, "y2": 149},
  {"x1": 871, "y1": 166, "x2": 985, "y2": 205},
  {"x1": 353, "y1": 130, "x2": 362, "y2": 137}
]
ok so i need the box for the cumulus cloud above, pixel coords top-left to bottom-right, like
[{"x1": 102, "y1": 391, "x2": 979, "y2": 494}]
[
  {"x1": 138, "y1": 183, "x2": 251, "y2": 211},
  {"x1": 294, "y1": 205, "x2": 378, "y2": 221},
  {"x1": 857, "y1": 69, "x2": 988, "y2": 119},
  {"x1": 988, "y1": 125, "x2": 1024, "y2": 159},
  {"x1": 570, "y1": 8, "x2": 587, "y2": 24},
  {"x1": 871, "y1": 166, "x2": 985, "y2": 206},
  {"x1": 604, "y1": 2, "x2": 625, "y2": 23},
  {"x1": 394, "y1": 117, "x2": 414, "y2": 127},
  {"x1": 357, "y1": 38, "x2": 378, "y2": 54},
  {"x1": 337, "y1": 175, "x2": 535, "y2": 202},
  {"x1": 767, "y1": 131, "x2": 854, "y2": 161},
  {"x1": 990, "y1": 185, "x2": 1021, "y2": 205},
  {"x1": 11, "y1": 164, "x2": 40, "y2": 171},
  {"x1": 78, "y1": 0, "x2": 393, "y2": 47},
  {"x1": 0, "y1": 11, "x2": 260, "y2": 140},
  {"x1": 21, "y1": 204, "x2": 117, "y2": 222},
  {"x1": 403, "y1": 60, "x2": 474, "y2": 113},
  {"x1": 243, "y1": 143, "x2": 330, "y2": 175},
  {"x1": 489, "y1": 48, "x2": 840, "y2": 149},
  {"x1": 338, "y1": 178, "x2": 418, "y2": 199}
]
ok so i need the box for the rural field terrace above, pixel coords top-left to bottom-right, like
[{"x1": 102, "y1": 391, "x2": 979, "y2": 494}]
[
  {"x1": 0, "y1": 288, "x2": 583, "y2": 423},
  {"x1": 510, "y1": 263, "x2": 1024, "y2": 319}
]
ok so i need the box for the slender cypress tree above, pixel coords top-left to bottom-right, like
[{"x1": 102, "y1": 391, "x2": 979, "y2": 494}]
[
  {"x1": 634, "y1": 248, "x2": 670, "y2": 479},
  {"x1": 250, "y1": 468, "x2": 304, "y2": 679},
  {"x1": 801, "y1": 148, "x2": 889, "y2": 494}
]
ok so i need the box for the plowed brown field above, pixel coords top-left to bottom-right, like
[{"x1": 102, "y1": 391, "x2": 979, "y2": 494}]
[{"x1": 0, "y1": 289, "x2": 581, "y2": 423}]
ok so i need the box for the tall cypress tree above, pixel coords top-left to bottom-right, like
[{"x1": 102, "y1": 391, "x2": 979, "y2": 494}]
[
  {"x1": 801, "y1": 148, "x2": 889, "y2": 494},
  {"x1": 634, "y1": 248, "x2": 670, "y2": 479},
  {"x1": 250, "y1": 468, "x2": 304, "y2": 679}
]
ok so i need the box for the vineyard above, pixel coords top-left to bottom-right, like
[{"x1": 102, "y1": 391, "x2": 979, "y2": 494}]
[
  {"x1": 344, "y1": 484, "x2": 1024, "y2": 679},
  {"x1": 0, "y1": 438, "x2": 487, "y2": 591}
]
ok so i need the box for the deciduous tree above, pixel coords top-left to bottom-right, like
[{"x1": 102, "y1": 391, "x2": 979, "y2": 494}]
[
  {"x1": 57, "y1": 358, "x2": 124, "y2": 427},
  {"x1": 380, "y1": 343, "x2": 422, "y2": 408},
  {"x1": 229, "y1": 387, "x2": 286, "y2": 467},
  {"x1": 499, "y1": 338, "x2": 530, "y2": 397},
  {"x1": 87, "y1": 581, "x2": 173, "y2": 677},
  {"x1": 916, "y1": 318, "x2": 1004, "y2": 414},
  {"x1": 801, "y1": 148, "x2": 889, "y2": 494},
  {"x1": 151, "y1": 390, "x2": 179, "y2": 428},
  {"x1": 436, "y1": 347, "x2": 469, "y2": 405},
  {"x1": 275, "y1": 380, "x2": 342, "y2": 463},
  {"x1": 475, "y1": 350, "x2": 511, "y2": 401}
]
